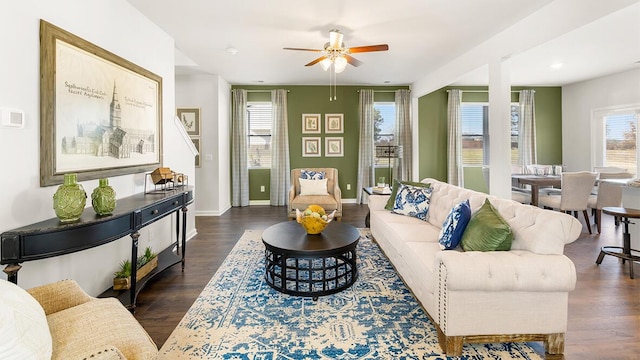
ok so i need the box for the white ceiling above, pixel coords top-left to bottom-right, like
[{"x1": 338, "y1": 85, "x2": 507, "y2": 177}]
[{"x1": 127, "y1": 0, "x2": 640, "y2": 88}]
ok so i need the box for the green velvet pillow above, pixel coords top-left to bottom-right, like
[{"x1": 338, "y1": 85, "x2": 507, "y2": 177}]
[
  {"x1": 384, "y1": 180, "x2": 431, "y2": 210},
  {"x1": 461, "y1": 199, "x2": 513, "y2": 252}
]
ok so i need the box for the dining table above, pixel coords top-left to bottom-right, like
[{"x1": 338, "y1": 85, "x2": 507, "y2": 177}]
[{"x1": 512, "y1": 174, "x2": 561, "y2": 207}]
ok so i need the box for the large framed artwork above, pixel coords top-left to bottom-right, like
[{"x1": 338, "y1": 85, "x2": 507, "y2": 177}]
[
  {"x1": 177, "y1": 108, "x2": 201, "y2": 136},
  {"x1": 39, "y1": 20, "x2": 163, "y2": 186}
]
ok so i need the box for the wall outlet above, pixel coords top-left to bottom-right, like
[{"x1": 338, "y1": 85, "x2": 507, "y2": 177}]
[
  {"x1": 260, "y1": 185, "x2": 265, "y2": 192},
  {"x1": 346, "y1": 183, "x2": 351, "y2": 190}
]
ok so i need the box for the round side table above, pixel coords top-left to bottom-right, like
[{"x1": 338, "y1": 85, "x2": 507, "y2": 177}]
[{"x1": 596, "y1": 206, "x2": 640, "y2": 279}]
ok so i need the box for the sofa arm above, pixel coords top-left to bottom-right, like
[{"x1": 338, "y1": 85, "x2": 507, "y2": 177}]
[
  {"x1": 368, "y1": 194, "x2": 390, "y2": 211},
  {"x1": 437, "y1": 250, "x2": 576, "y2": 292},
  {"x1": 27, "y1": 279, "x2": 94, "y2": 315}
]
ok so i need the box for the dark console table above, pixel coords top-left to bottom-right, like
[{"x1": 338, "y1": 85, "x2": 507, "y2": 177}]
[{"x1": 1, "y1": 186, "x2": 193, "y2": 309}]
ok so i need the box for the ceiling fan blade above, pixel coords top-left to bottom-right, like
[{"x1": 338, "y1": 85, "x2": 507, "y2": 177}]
[
  {"x1": 305, "y1": 56, "x2": 328, "y2": 67},
  {"x1": 344, "y1": 55, "x2": 363, "y2": 67},
  {"x1": 348, "y1": 44, "x2": 389, "y2": 53},
  {"x1": 283, "y1": 47, "x2": 323, "y2": 52}
]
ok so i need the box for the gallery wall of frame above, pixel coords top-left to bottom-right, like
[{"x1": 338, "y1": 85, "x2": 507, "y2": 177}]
[
  {"x1": 177, "y1": 108, "x2": 201, "y2": 167},
  {"x1": 301, "y1": 113, "x2": 344, "y2": 158}
]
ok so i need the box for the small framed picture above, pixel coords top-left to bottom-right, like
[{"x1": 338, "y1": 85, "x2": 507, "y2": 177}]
[
  {"x1": 302, "y1": 114, "x2": 321, "y2": 134},
  {"x1": 302, "y1": 137, "x2": 321, "y2": 157},
  {"x1": 177, "y1": 108, "x2": 201, "y2": 136},
  {"x1": 191, "y1": 137, "x2": 201, "y2": 167},
  {"x1": 325, "y1": 113, "x2": 344, "y2": 133},
  {"x1": 325, "y1": 137, "x2": 344, "y2": 157}
]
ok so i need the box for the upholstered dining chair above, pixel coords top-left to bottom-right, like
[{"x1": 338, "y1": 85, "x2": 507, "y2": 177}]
[
  {"x1": 288, "y1": 168, "x2": 342, "y2": 221},
  {"x1": 586, "y1": 172, "x2": 634, "y2": 233},
  {"x1": 538, "y1": 171, "x2": 598, "y2": 234}
]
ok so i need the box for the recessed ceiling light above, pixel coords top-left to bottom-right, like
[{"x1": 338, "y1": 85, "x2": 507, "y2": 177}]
[
  {"x1": 550, "y1": 62, "x2": 563, "y2": 69},
  {"x1": 384, "y1": 80, "x2": 391, "y2": 84},
  {"x1": 227, "y1": 47, "x2": 238, "y2": 55},
  {"x1": 253, "y1": 80, "x2": 264, "y2": 83}
]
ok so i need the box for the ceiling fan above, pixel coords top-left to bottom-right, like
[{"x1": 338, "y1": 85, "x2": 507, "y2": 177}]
[{"x1": 283, "y1": 29, "x2": 389, "y2": 73}]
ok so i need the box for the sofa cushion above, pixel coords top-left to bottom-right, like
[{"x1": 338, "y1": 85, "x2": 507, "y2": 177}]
[
  {"x1": 461, "y1": 199, "x2": 513, "y2": 252},
  {"x1": 438, "y1": 199, "x2": 471, "y2": 250},
  {"x1": 385, "y1": 180, "x2": 430, "y2": 210},
  {"x1": 300, "y1": 169, "x2": 325, "y2": 180},
  {"x1": 299, "y1": 178, "x2": 328, "y2": 195},
  {"x1": 392, "y1": 183, "x2": 433, "y2": 221},
  {"x1": 46, "y1": 298, "x2": 157, "y2": 360},
  {"x1": 0, "y1": 279, "x2": 52, "y2": 360}
]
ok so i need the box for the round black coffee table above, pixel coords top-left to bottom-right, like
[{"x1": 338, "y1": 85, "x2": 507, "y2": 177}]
[{"x1": 262, "y1": 221, "x2": 360, "y2": 299}]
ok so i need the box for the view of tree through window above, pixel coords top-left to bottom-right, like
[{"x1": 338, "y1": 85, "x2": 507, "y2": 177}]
[
  {"x1": 460, "y1": 103, "x2": 519, "y2": 165},
  {"x1": 373, "y1": 102, "x2": 396, "y2": 167},
  {"x1": 605, "y1": 112, "x2": 637, "y2": 175},
  {"x1": 247, "y1": 102, "x2": 272, "y2": 168}
]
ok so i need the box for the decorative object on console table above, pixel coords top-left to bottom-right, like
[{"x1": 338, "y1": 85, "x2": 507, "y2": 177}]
[
  {"x1": 52, "y1": 173, "x2": 86, "y2": 223},
  {"x1": 375, "y1": 145, "x2": 402, "y2": 186},
  {"x1": 91, "y1": 178, "x2": 116, "y2": 216}
]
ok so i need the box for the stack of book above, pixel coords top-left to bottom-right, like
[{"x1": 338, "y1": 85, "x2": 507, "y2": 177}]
[{"x1": 372, "y1": 186, "x2": 392, "y2": 194}]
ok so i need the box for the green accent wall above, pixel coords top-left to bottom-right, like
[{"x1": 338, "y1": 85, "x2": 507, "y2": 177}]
[
  {"x1": 417, "y1": 86, "x2": 563, "y2": 191},
  {"x1": 232, "y1": 85, "x2": 409, "y2": 200}
]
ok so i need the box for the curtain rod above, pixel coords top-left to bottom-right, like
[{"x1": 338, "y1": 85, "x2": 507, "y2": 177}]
[
  {"x1": 245, "y1": 89, "x2": 291, "y2": 93},
  {"x1": 446, "y1": 90, "x2": 528, "y2": 93},
  {"x1": 356, "y1": 90, "x2": 410, "y2": 93}
]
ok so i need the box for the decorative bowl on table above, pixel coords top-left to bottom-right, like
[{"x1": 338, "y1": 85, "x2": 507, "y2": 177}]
[{"x1": 296, "y1": 205, "x2": 336, "y2": 234}]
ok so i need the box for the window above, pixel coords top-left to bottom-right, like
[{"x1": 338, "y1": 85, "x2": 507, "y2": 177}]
[
  {"x1": 373, "y1": 102, "x2": 396, "y2": 167},
  {"x1": 460, "y1": 103, "x2": 520, "y2": 165},
  {"x1": 247, "y1": 102, "x2": 272, "y2": 168},
  {"x1": 604, "y1": 111, "x2": 637, "y2": 175}
]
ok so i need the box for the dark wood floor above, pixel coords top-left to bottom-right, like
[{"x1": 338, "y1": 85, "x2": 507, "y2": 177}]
[{"x1": 133, "y1": 204, "x2": 639, "y2": 359}]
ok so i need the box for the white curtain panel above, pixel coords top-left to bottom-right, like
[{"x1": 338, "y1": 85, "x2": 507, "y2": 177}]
[
  {"x1": 394, "y1": 89, "x2": 412, "y2": 182},
  {"x1": 356, "y1": 89, "x2": 376, "y2": 203},
  {"x1": 518, "y1": 90, "x2": 537, "y2": 167},
  {"x1": 447, "y1": 89, "x2": 463, "y2": 186},
  {"x1": 231, "y1": 89, "x2": 249, "y2": 207},
  {"x1": 270, "y1": 89, "x2": 290, "y2": 206}
]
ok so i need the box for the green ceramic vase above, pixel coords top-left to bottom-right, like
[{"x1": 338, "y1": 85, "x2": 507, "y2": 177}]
[
  {"x1": 91, "y1": 178, "x2": 117, "y2": 216},
  {"x1": 53, "y1": 173, "x2": 87, "y2": 223}
]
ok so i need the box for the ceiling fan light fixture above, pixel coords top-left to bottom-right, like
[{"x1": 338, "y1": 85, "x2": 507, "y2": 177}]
[
  {"x1": 329, "y1": 29, "x2": 343, "y2": 49},
  {"x1": 320, "y1": 58, "x2": 332, "y2": 71},
  {"x1": 334, "y1": 56, "x2": 347, "y2": 73}
]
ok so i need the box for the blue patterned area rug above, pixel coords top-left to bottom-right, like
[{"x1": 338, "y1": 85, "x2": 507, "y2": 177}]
[{"x1": 159, "y1": 229, "x2": 542, "y2": 359}]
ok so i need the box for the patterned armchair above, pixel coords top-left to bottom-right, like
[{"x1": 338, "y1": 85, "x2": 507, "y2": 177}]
[{"x1": 288, "y1": 168, "x2": 342, "y2": 221}]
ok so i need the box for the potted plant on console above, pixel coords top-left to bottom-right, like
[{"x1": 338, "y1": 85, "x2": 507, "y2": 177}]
[{"x1": 113, "y1": 246, "x2": 158, "y2": 290}]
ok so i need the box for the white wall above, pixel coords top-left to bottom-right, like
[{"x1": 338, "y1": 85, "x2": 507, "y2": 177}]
[
  {"x1": 176, "y1": 74, "x2": 231, "y2": 216},
  {"x1": 562, "y1": 68, "x2": 640, "y2": 171},
  {"x1": 0, "y1": 1, "x2": 195, "y2": 295}
]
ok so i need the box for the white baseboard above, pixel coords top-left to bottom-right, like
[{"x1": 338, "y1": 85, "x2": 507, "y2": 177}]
[{"x1": 195, "y1": 204, "x2": 231, "y2": 217}]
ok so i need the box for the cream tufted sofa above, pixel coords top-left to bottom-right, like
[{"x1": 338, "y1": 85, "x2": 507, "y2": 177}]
[{"x1": 368, "y1": 178, "x2": 582, "y2": 356}]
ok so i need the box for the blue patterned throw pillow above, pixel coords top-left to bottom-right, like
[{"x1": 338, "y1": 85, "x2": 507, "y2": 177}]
[
  {"x1": 300, "y1": 169, "x2": 325, "y2": 180},
  {"x1": 438, "y1": 200, "x2": 471, "y2": 250},
  {"x1": 392, "y1": 183, "x2": 433, "y2": 221}
]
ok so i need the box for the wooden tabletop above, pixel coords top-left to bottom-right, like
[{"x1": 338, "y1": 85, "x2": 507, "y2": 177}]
[{"x1": 602, "y1": 207, "x2": 640, "y2": 219}]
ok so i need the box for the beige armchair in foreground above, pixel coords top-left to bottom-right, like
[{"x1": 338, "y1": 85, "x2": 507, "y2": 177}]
[
  {"x1": 288, "y1": 168, "x2": 342, "y2": 221},
  {"x1": 0, "y1": 278, "x2": 158, "y2": 360}
]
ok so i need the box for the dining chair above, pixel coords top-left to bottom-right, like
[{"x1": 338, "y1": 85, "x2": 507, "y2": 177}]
[
  {"x1": 538, "y1": 171, "x2": 598, "y2": 234},
  {"x1": 587, "y1": 172, "x2": 634, "y2": 233},
  {"x1": 593, "y1": 166, "x2": 628, "y2": 174}
]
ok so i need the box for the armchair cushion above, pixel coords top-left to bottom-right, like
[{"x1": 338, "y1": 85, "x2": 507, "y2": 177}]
[
  {"x1": 299, "y1": 178, "x2": 329, "y2": 196},
  {"x1": 0, "y1": 279, "x2": 52, "y2": 360}
]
